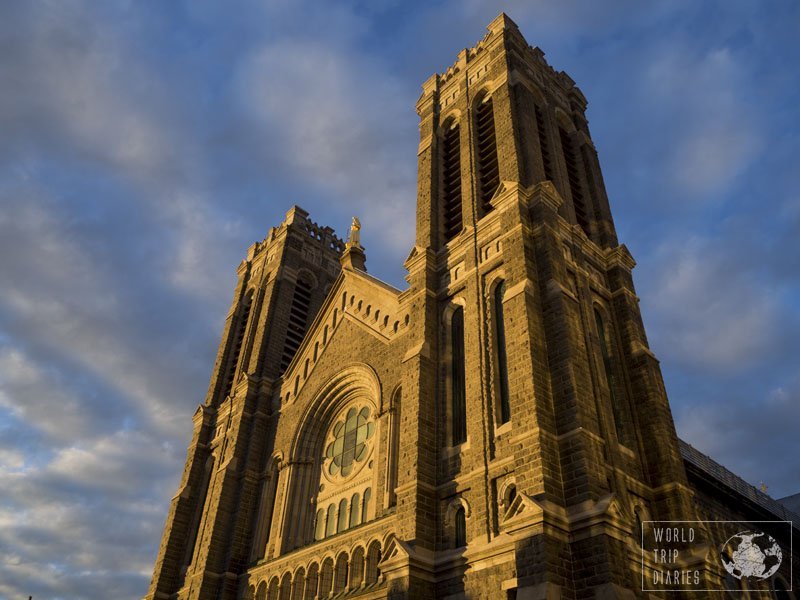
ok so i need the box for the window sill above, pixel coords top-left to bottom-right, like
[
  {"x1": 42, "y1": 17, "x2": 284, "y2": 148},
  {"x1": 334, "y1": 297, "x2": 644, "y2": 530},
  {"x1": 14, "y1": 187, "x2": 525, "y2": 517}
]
[{"x1": 442, "y1": 436, "x2": 471, "y2": 458}]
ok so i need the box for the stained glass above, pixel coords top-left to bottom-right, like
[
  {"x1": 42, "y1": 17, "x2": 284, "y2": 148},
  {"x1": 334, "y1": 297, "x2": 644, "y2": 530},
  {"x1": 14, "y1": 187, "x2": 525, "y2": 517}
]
[{"x1": 326, "y1": 405, "x2": 374, "y2": 477}]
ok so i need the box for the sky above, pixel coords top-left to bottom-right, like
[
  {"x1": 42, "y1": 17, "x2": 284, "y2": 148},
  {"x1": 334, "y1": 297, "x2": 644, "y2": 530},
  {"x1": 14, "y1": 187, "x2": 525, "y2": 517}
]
[{"x1": 0, "y1": 0, "x2": 798, "y2": 598}]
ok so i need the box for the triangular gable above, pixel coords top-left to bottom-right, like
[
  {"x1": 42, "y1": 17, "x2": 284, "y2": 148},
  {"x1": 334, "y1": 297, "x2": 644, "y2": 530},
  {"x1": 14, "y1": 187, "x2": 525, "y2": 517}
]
[
  {"x1": 279, "y1": 267, "x2": 408, "y2": 405},
  {"x1": 501, "y1": 492, "x2": 571, "y2": 535},
  {"x1": 490, "y1": 180, "x2": 518, "y2": 204},
  {"x1": 502, "y1": 491, "x2": 544, "y2": 526}
]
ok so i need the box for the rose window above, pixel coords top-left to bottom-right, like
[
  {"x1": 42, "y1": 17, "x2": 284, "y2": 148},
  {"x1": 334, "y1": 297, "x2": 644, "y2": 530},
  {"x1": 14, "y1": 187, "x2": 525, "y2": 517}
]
[{"x1": 325, "y1": 406, "x2": 374, "y2": 477}]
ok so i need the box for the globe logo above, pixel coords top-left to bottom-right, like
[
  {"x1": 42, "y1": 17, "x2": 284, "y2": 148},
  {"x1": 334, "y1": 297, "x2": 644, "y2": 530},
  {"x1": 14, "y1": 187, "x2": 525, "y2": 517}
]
[{"x1": 720, "y1": 531, "x2": 783, "y2": 580}]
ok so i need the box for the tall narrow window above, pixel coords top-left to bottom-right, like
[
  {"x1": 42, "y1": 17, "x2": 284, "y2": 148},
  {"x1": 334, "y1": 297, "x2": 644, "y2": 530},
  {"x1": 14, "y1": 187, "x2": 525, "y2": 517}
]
[
  {"x1": 319, "y1": 559, "x2": 333, "y2": 598},
  {"x1": 365, "y1": 541, "x2": 381, "y2": 585},
  {"x1": 314, "y1": 509, "x2": 326, "y2": 541},
  {"x1": 349, "y1": 493, "x2": 361, "y2": 528},
  {"x1": 441, "y1": 120, "x2": 463, "y2": 242},
  {"x1": 325, "y1": 504, "x2": 336, "y2": 538},
  {"x1": 362, "y1": 487, "x2": 372, "y2": 521},
  {"x1": 475, "y1": 96, "x2": 499, "y2": 215},
  {"x1": 183, "y1": 455, "x2": 215, "y2": 574},
  {"x1": 280, "y1": 277, "x2": 313, "y2": 371},
  {"x1": 494, "y1": 282, "x2": 511, "y2": 424},
  {"x1": 580, "y1": 146, "x2": 601, "y2": 223},
  {"x1": 249, "y1": 464, "x2": 279, "y2": 561},
  {"x1": 534, "y1": 104, "x2": 553, "y2": 182},
  {"x1": 337, "y1": 499, "x2": 348, "y2": 534},
  {"x1": 224, "y1": 292, "x2": 252, "y2": 396},
  {"x1": 559, "y1": 127, "x2": 590, "y2": 236},
  {"x1": 451, "y1": 307, "x2": 467, "y2": 445},
  {"x1": 594, "y1": 309, "x2": 629, "y2": 446},
  {"x1": 386, "y1": 389, "x2": 401, "y2": 507},
  {"x1": 334, "y1": 554, "x2": 349, "y2": 593},
  {"x1": 305, "y1": 564, "x2": 319, "y2": 600},
  {"x1": 454, "y1": 506, "x2": 467, "y2": 547}
]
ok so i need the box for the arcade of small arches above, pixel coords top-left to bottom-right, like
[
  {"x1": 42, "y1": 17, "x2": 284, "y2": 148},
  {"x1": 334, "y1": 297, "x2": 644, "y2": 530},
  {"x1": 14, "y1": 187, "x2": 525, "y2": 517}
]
[
  {"x1": 245, "y1": 539, "x2": 384, "y2": 600},
  {"x1": 314, "y1": 488, "x2": 372, "y2": 541}
]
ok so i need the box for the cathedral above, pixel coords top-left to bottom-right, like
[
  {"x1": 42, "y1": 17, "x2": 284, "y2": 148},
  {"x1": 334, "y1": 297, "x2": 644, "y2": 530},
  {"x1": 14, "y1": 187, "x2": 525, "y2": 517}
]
[{"x1": 145, "y1": 14, "x2": 797, "y2": 600}]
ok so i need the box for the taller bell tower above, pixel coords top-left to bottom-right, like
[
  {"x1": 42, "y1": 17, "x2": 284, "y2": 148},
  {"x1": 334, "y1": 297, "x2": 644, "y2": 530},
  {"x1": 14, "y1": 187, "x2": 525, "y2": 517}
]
[{"x1": 407, "y1": 13, "x2": 707, "y2": 598}]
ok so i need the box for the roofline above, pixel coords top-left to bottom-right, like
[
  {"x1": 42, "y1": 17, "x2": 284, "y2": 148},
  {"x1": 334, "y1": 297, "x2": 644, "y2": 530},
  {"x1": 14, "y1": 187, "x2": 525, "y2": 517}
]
[{"x1": 679, "y1": 438, "x2": 800, "y2": 531}]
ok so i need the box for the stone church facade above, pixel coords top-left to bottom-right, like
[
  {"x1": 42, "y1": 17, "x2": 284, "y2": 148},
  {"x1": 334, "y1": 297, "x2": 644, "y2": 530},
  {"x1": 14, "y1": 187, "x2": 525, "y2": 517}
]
[{"x1": 145, "y1": 14, "x2": 797, "y2": 600}]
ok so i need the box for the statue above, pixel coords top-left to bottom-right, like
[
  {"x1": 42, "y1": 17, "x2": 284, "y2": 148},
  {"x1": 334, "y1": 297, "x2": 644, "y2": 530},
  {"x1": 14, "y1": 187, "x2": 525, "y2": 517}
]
[{"x1": 347, "y1": 216, "x2": 362, "y2": 249}]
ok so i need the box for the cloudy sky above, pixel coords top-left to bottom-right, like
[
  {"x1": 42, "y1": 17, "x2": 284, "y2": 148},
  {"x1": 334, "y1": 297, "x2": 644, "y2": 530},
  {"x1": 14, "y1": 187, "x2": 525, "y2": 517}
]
[{"x1": 0, "y1": 1, "x2": 798, "y2": 598}]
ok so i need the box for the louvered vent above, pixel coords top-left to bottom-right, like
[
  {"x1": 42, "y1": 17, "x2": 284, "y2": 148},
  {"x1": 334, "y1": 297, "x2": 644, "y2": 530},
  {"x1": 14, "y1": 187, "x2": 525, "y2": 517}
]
[
  {"x1": 535, "y1": 104, "x2": 553, "y2": 182},
  {"x1": 442, "y1": 122, "x2": 463, "y2": 242},
  {"x1": 224, "y1": 294, "x2": 251, "y2": 395},
  {"x1": 559, "y1": 127, "x2": 590, "y2": 236},
  {"x1": 475, "y1": 97, "x2": 499, "y2": 215},
  {"x1": 280, "y1": 278, "x2": 313, "y2": 371}
]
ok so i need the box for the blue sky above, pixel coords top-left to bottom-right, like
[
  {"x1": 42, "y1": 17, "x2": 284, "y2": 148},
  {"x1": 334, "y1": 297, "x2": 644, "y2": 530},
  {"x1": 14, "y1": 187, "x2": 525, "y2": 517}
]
[{"x1": 0, "y1": 1, "x2": 798, "y2": 598}]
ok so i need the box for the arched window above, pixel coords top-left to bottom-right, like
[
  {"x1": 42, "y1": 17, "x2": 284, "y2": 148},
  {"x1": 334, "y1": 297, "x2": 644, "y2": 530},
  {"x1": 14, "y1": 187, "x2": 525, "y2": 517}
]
[
  {"x1": 534, "y1": 104, "x2": 553, "y2": 182},
  {"x1": 291, "y1": 568, "x2": 305, "y2": 600},
  {"x1": 314, "y1": 401, "x2": 377, "y2": 544},
  {"x1": 454, "y1": 506, "x2": 467, "y2": 547},
  {"x1": 184, "y1": 455, "x2": 215, "y2": 573},
  {"x1": 441, "y1": 119, "x2": 463, "y2": 242},
  {"x1": 304, "y1": 564, "x2": 319, "y2": 600},
  {"x1": 350, "y1": 546, "x2": 365, "y2": 588},
  {"x1": 280, "y1": 276, "x2": 313, "y2": 371},
  {"x1": 386, "y1": 388, "x2": 401, "y2": 507},
  {"x1": 362, "y1": 487, "x2": 372, "y2": 521},
  {"x1": 279, "y1": 573, "x2": 292, "y2": 600},
  {"x1": 267, "y1": 577, "x2": 279, "y2": 600},
  {"x1": 255, "y1": 581, "x2": 267, "y2": 600},
  {"x1": 493, "y1": 282, "x2": 511, "y2": 424},
  {"x1": 314, "y1": 509, "x2": 326, "y2": 541},
  {"x1": 559, "y1": 127, "x2": 590, "y2": 236},
  {"x1": 349, "y1": 493, "x2": 361, "y2": 528},
  {"x1": 249, "y1": 462, "x2": 279, "y2": 561},
  {"x1": 334, "y1": 553, "x2": 349, "y2": 593},
  {"x1": 475, "y1": 95, "x2": 500, "y2": 215},
  {"x1": 594, "y1": 309, "x2": 631, "y2": 446},
  {"x1": 325, "y1": 504, "x2": 336, "y2": 537},
  {"x1": 365, "y1": 541, "x2": 382, "y2": 585},
  {"x1": 318, "y1": 559, "x2": 334, "y2": 598},
  {"x1": 503, "y1": 483, "x2": 517, "y2": 509},
  {"x1": 451, "y1": 306, "x2": 467, "y2": 445},
  {"x1": 224, "y1": 291, "x2": 252, "y2": 396},
  {"x1": 337, "y1": 499, "x2": 348, "y2": 534}
]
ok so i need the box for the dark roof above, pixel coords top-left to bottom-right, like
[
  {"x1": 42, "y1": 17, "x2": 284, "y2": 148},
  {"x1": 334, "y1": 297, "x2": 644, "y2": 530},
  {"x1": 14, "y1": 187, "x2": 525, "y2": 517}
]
[
  {"x1": 778, "y1": 492, "x2": 800, "y2": 515},
  {"x1": 679, "y1": 438, "x2": 800, "y2": 528}
]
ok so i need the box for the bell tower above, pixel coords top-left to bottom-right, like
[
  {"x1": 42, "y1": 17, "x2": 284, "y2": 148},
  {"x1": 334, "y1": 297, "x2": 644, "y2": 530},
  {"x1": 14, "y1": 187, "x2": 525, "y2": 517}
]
[
  {"x1": 145, "y1": 207, "x2": 345, "y2": 600},
  {"x1": 408, "y1": 13, "x2": 707, "y2": 598}
]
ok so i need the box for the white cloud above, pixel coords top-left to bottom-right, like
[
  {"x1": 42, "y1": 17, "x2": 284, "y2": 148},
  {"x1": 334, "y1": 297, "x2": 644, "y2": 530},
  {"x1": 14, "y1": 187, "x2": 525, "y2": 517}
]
[
  {"x1": 0, "y1": 347, "x2": 91, "y2": 442},
  {"x1": 643, "y1": 233, "x2": 781, "y2": 371},
  {"x1": 0, "y1": 195, "x2": 194, "y2": 437},
  {"x1": 0, "y1": 428, "x2": 181, "y2": 599},
  {"x1": 235, "y1": 38, "x2": 417, "y2": 255},
  {"x1": 644, "y1": 47, "x2": 762, "y2": 198}
]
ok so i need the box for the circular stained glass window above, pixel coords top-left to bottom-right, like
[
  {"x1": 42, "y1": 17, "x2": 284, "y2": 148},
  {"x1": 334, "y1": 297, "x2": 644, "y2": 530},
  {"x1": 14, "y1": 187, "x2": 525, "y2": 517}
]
[{"x1": 325, "y1": 406, "x2": 374, "y2": 477}]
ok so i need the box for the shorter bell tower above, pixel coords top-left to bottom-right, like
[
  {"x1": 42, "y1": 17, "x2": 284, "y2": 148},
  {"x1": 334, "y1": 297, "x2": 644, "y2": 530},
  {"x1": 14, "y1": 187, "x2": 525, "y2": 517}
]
[{"x1": 145, "y1": 207, "x2": 345, "y2": 600}]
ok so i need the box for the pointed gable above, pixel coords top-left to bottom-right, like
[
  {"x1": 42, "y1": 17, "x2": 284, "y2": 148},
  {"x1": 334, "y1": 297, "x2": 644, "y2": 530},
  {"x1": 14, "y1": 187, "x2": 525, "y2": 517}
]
[{"x1": 279, "y1": 267, "x2": 409, "y2": 405}]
